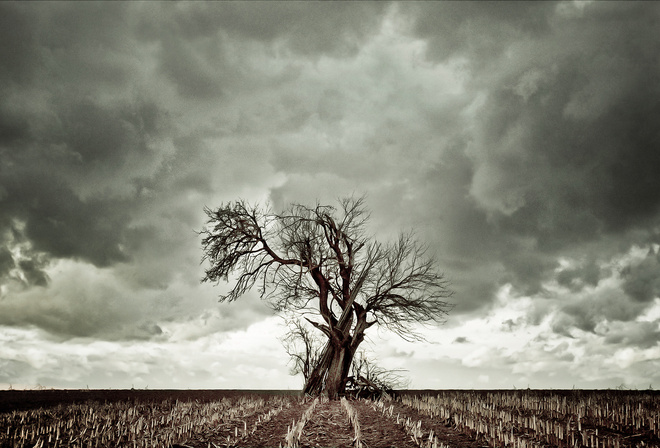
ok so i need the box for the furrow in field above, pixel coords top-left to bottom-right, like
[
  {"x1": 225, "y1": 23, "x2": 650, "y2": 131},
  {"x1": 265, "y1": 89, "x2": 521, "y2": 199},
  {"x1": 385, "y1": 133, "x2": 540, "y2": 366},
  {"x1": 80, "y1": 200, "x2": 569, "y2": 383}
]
[
  {"x1": 235, "y1": 397, "x2": 313, "y2": 448},
  {"x1": 296, "y1": 399, "x2": 355, "y2": 448},
  {"x1": 368, "y1": 397, "x2": 484, "y2": 448},
  {"x1": 353, "y1": 399, "x2": 420, "y2": 448}
]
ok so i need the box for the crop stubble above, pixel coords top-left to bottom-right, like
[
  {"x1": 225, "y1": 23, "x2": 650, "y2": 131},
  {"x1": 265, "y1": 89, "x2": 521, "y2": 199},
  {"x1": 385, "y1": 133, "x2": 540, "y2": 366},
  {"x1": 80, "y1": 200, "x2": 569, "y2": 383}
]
[{"x1": 1, "y1": 389, "x2": 659, "y2": 447}]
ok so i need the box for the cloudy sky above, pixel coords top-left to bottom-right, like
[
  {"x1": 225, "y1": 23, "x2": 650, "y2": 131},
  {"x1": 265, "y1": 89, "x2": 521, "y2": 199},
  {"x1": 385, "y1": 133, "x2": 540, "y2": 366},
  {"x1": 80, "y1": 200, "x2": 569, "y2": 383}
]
[{"x1": 2, "y1": 1, "x2": 660, "y2": 391}]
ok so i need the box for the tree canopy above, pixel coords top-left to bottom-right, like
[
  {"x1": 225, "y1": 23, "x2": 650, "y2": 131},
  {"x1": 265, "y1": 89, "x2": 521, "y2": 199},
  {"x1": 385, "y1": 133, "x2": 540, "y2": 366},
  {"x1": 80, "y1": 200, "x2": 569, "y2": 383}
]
[{"x1": 201, "y1": 196, "x2": 453, "y2": 398}]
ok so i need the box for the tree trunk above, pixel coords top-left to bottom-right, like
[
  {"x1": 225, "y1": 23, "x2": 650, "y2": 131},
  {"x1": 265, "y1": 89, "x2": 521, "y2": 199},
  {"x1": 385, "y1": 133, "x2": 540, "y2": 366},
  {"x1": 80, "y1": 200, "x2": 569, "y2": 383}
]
[
  {"x1": 324, "y1": 344, "x2": 347, "y2": 399},
  {"x1": 340, "y1": 345, "x2": 354, "y2": 386},
  {"x1": 302, "y1": 338, "x2": 360, "y2": 398},
  {"x1": 302, "y1": 313, "x2": 367, "y2": 398}
]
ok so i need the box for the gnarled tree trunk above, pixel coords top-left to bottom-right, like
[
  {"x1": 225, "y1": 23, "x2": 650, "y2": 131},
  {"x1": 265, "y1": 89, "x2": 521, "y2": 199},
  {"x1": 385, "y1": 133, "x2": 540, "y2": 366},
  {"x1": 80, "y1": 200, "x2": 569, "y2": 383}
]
[
  {"x1": 303, "y1": 326, "x2": 361, "y2": 398},
  {"x1": 324, "y1": 344, "x2": 347, "y2": 398}
]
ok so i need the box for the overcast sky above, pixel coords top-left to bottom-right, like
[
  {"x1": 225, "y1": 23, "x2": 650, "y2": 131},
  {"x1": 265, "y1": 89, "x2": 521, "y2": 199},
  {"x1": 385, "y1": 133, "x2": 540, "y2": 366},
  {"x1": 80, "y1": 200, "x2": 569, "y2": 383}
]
[{"x1": 2, "y1": 1, "x2": 660, "y2": 391}]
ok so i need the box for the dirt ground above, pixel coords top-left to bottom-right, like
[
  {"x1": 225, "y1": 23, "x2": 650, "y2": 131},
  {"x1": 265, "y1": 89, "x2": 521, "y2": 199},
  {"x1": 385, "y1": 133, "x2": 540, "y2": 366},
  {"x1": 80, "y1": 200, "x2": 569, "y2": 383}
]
[
  {"x1": 385, "y1": 398, "x2": 485, "y2": 448},
  {"x1": 19, "y1": 389, "x2": 657, "y2": 448},
  {"x1": 351, "y1": 399, "x2": 420, "y2": 448},
  {"x1": 0, "y1": 390, "x2": 492, "y2": 447},
  {"x1": 237, "y1": 397, "x2": 311, "y2": 447},
  {"x1": 236, "y1": 398, "x2": 422, "y2": 448}
]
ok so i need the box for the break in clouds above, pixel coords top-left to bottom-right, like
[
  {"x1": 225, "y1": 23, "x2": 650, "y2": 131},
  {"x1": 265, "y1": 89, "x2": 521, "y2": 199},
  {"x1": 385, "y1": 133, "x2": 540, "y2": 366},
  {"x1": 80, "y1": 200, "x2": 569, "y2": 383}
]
[{"x1": 1, "y1": 1, "x2": 660, "y2": 388}]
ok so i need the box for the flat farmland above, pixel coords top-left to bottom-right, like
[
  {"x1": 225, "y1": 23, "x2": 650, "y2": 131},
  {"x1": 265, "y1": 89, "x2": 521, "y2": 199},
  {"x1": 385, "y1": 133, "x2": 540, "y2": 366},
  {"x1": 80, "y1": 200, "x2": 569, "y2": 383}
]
[{"x1": 1, "y1": 389, "x2": 659, "y2": 447}]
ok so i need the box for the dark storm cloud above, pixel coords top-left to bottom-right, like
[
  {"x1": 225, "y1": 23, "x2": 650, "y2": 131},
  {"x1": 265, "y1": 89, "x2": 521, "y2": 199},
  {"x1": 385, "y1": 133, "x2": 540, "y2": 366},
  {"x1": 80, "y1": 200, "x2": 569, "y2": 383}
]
[
  {"x1": 602, "y1": 321, "x2": 660, "y2": 349},
  {"x1": 556, "y1": 258, "x2": 603, "y2": 292},
  {"x1": 16, "y1": 259, "x2": 49, "y2": 288},
  {"x1": 150, "y1": 2, "x2": 390, "y2": 57},
  {"x1": 0, "y1": 104, "x2": 30, "y2": 147},
  {"x1": 621, "y1": 248, "x2": 660, "y2": 303},
  {"x1": 403, "y1": 2, "x2": 660, "y2": 307},
  {"x1": 0, "y1": 3, "x2": 170, "y2": 271},
  {"x1": 158, "y1": 36, "x2": 227, "y2": 100},
  {"x1": 0, "y1": 4, "x2": 38, "y2": 84},
  {"x1": 2, "y1": 0, "x2": 659, "y2": 347},
  {"x1": 2, "y1": 174, "x2": 129, "y2": 267},
  {"x1": 0, "y1": 247, "x2": 14, "y2": 277},
  {"x1": 1, "y1": 1, "x2": 660, "y2": 390},
  {"x1": 267, "y1": 1, "x2": 660, "y2": 333},
  {"x1": 0, "y1": 1, "x2": 393, "y2": 341},
  {"x1": 0, "y1": 96, "x2": 167, "y2": 267},
  {"x1": 403, "y1": 1, "x2": 555, "y2": 65},
  {"x1": 0, "y1": 3, "x2": 187, "y2": 338},
  {"x1": 479, "y1": 2, "x2": 660, "y2": 231},
  {"x1": 552, "y1": 287, "x2": 649, "y2": 336},
  {"x1": 1, "y1": 3, "x2": 137, "y2": 92},
  {"x1": 134, "y1": 2, "x2": 390, "y2": 99}
]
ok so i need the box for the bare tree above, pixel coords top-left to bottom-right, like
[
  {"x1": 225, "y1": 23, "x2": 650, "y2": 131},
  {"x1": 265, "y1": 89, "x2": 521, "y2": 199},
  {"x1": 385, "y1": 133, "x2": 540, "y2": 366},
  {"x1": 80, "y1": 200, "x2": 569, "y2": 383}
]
[{"x1": 200, "y1": 196, "x2": 453, "y2": 398}]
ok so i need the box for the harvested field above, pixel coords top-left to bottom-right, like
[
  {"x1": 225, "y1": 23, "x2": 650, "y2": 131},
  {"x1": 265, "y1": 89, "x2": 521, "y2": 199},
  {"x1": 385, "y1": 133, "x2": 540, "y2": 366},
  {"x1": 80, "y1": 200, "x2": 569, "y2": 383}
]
[{"x1": 1, "y1": 389, "x2": 659, "y2": 447}]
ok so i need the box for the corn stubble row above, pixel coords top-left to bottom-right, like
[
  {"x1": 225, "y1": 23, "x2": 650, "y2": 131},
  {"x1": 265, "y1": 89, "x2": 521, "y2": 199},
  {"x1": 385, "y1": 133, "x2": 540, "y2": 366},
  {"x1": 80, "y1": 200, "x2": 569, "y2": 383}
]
[
  {"x1": 283, "y1": 396, "x2": 364, "y2": 448},
  {"x1": 3, "y1": 390, "x2": 658, "y2": 448},
  {"x1": 397, "y1": 390, "x2": 660, "y2": 448},
  {"x1": 0, "y1": 395, "x2": 291, "y2": 448},
  {"x1": 341, "y1": 397, "x2": 362, "y2": 448},
  {"x1": 370, "y1": 397, "x2": 448, "y2": 448},
  {"x1": 284, "y1": 396, "x2": 319, "y2": 448}
]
